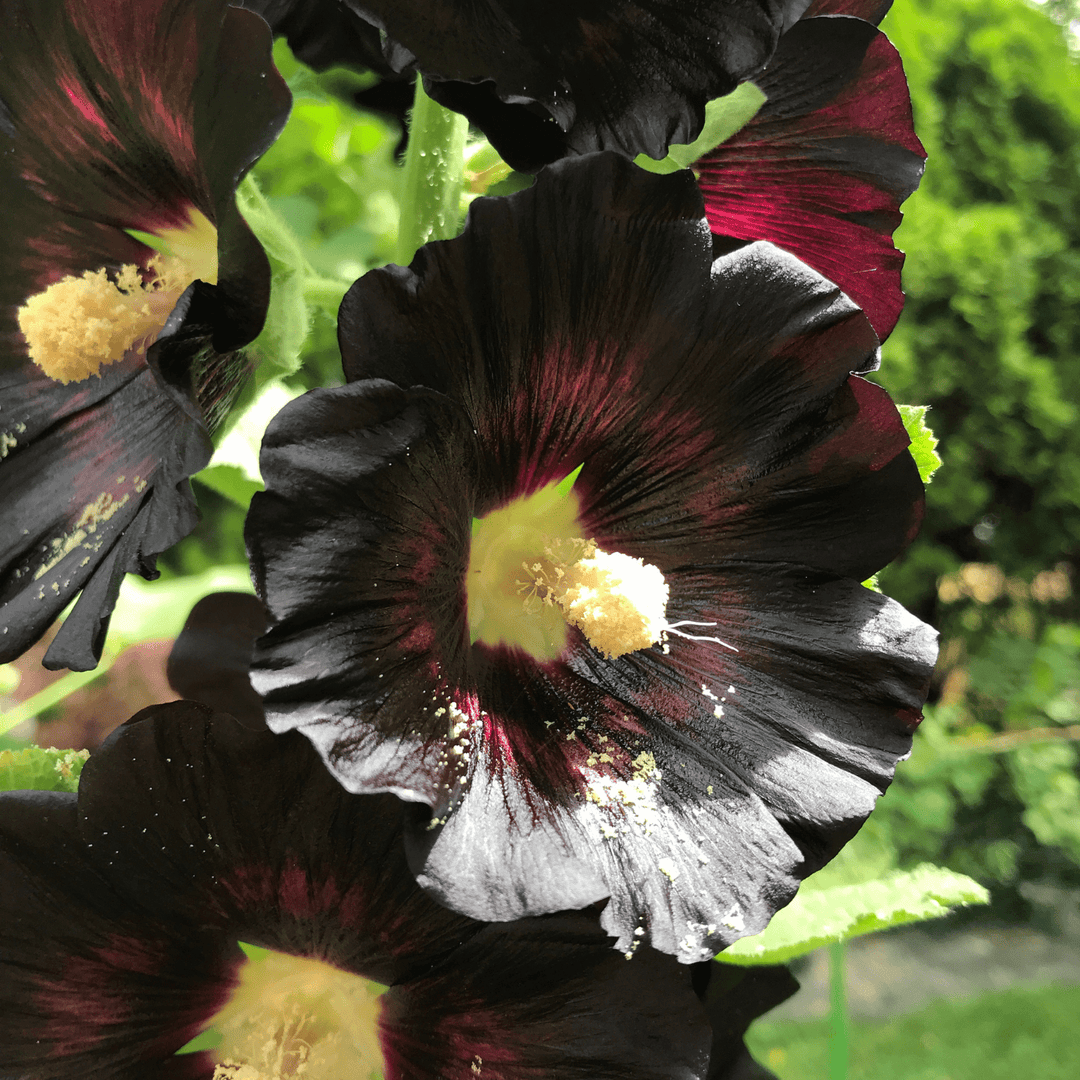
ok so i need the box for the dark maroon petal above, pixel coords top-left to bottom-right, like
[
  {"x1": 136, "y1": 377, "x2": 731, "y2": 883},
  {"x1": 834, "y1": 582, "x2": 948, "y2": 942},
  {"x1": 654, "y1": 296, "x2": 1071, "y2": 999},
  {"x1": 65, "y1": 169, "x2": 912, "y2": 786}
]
[
  {"x1": 0, "y1": 790, "x2": 237, "y2": 1077},
  {"x1": 342, "y1": 160, "x2": 918, "y2": 583},
  {"x1": 695, "y1": 16, "x2": 925, "y2": 339},
  {"x1": 0, "y1": 0, "x2": 290, "y2": 669},
  {"x1": 0, "y1": 361, "x2": 211, "y2": 670},
  {"x1": 246, "y1": 380, "x2": 486, "y2": 807},
  {"x1": 167, "y1": 592, "x2": 268, "y2": 729},
  {"x1": 341, "y1": 0, "x2": 812, "y2": 168},
  {"x1": 645, "y1": 366, "x2": 925, "y2": 582},
  {"x1": 382, "y1": 916, "x2": 711, "y2": 1079},
  {"x1": 407, "y1": 574, "x2": 934, "y2": 961},
  {"x1": 2, "y1": 704, "x2": 722, "y2": 1076},
  {"x1": 77, "y1": 702, "x2": 482, "y2": 985},
  {"x1": 250, "y1": 153, "x2": 934, "y2": 961},
  {"x1": 0, "y1": 1, "x2": 287, "y2": 299}
]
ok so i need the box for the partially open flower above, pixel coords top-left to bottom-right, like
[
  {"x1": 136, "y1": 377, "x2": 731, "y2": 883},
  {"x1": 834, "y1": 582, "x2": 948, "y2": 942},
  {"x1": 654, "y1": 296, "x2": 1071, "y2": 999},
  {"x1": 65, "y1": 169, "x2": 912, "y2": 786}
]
[
  {"x1": 246, "y1": 152, "x2": 937, "y2": 963},
  {"x1": 0, "y1": 0, "x2": 290, "y2": 671},
  {"x1": 0, "y1": 701, "x2": 788, "y2": 1079},
  {"x1": 694, "y1": 1, "x2": 926, "y2": 340}
]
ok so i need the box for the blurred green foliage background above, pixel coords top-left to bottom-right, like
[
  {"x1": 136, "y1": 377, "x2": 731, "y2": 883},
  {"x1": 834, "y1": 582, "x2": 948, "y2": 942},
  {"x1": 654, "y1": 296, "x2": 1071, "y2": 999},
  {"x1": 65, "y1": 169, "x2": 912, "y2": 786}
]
[{"x1": 869, "y1": 0, "x2": 1080, "y2": 926}]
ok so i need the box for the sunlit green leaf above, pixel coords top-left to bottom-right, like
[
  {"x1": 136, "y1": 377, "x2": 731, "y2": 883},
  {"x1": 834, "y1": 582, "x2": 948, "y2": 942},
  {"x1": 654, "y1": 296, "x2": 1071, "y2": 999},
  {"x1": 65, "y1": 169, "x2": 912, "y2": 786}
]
[
  {"x1": 199, "y1": 381, "x2": 303, "y2": 506},
  {"x1": 898, "y1": 404, "x2": 943, "y2": 484},
  {"x1": 718, "y1": 864, "x2": 989, "y2": 966},
  {"x1": 194, "y1": 464, "x2": 262, "y2": 508}
]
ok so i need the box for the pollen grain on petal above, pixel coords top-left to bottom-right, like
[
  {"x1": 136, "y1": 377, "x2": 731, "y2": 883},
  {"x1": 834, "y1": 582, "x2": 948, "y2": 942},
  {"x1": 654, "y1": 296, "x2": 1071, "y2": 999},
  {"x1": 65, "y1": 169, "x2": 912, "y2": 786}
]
[{"x1": 32, "y1": 489, "x2": 134, "y2": 583}]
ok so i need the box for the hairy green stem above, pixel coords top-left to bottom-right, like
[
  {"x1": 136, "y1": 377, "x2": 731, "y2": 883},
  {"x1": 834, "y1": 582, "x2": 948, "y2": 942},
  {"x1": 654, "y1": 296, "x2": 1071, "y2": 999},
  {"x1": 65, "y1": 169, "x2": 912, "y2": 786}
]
[
  {"x1": 237, "y1": 173, "x2": 316, "y2": 276},
  {"x1": 395, "y1": 77, "x2": 469, "y2": 266}
]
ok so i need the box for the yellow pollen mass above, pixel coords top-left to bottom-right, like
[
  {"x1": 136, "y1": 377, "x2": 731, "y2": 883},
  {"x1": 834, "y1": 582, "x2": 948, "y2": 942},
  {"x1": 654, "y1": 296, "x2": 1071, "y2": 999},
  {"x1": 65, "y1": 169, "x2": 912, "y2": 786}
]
[
  {"x1": 17, "y1": 207, "x2": 218, "y2": 385},
  {"x1": 550, "y1": 542, "x2": 669, "y2": 660},
  {"x1": 467, "y1": 475, "x2": 669, "y2": 662},
  {"x1": 201, "y1": 947, "x2": 386, "y2": 1080}
]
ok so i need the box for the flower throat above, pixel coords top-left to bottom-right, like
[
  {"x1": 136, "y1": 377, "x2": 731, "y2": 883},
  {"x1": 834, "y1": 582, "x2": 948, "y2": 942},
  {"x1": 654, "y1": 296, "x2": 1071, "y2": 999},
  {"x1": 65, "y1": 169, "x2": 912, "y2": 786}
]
[{"x1": 467, "y1": 470, "x2": 737, "y2": 662}]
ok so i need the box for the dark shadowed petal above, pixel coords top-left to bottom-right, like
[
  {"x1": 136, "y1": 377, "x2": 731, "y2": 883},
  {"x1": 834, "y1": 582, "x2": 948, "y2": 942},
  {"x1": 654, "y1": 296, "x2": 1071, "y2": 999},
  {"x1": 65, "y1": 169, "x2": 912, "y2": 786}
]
[
  {"x1": 0, "y1": 352, "x2": 210, "y2": 671},
  {"x1": 237, "y1": 0, "x2": 393, "y2": 75},
  {"x1": 699, "y1": 964, "x2": 799, "y2": 1079},
  {"x1": 167, "y1": 592, "x2": 268, "y2": 729},
  {"x1": 77, "y1": 702, "x2": 479, "y2": 985},
  {"x1": 248, "y1": 153, "x2": 936, "y2": 962},
  {"x1": 408, "y1": 573, "x2": 934, "y2": 962},
  {"x1": 382, "y1": 915, "x2": 711, "y2": 1078},
  {"x1": 1, "y1": 703, "x2": 721, "y2": 1078},
  {"x1": 339, "y1": 0, "x2": 813, "y2": 169},
  {"x1": 0, "y1": 790, "x2": 237, "y2": 1078},
  {"x1": 0, "y1": 0, "x2": 290, "y2": 670},
  {"x1": 695, "y1": 14, "x2": 925, "y2": 339}
]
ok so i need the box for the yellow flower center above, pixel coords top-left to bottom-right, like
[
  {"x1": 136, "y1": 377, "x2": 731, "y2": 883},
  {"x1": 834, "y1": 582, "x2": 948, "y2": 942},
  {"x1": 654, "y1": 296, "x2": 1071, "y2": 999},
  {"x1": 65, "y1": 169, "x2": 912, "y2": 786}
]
[
  {"x1": 199, "y1": 947, "x2": 386, "y2": 1080},
  {"x1": 17, "y1": 207, "x2": 218, "y2": 384},
  {"x1": 466, "y1": 475, "x2": 670, "y2": 661}
]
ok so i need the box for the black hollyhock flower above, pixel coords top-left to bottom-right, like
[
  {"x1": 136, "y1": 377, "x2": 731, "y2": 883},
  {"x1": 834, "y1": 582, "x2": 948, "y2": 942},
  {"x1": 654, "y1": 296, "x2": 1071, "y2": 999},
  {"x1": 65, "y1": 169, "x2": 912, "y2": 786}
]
[
  {"x1": 0, "y1": 0, "x2": 290, "y2": 671},
  {"x1": 327, "y1": 0, "x2": 815, "y2": 171},
  {"x1": 245, "y1": 152, "x2": 938, "y2": 963},
  {"x1": 694, "y1": 0, "x2": 926, "y2": 340},
  {"x1": 0, "y1": 701, "x2": 793, "y2": 1079}
]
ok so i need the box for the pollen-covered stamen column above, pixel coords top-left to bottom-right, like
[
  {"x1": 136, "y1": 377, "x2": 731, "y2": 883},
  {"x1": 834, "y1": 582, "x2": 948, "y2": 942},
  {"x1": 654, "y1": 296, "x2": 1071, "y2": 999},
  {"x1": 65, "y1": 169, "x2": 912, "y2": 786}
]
[{"x1": 18, "y1": 208, "x2": 218, "y2": 384}]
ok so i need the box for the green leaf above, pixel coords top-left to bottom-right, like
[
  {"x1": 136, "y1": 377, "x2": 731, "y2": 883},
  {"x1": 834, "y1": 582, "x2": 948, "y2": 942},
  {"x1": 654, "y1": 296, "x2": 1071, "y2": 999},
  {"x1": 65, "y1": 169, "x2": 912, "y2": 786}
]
[
  {"x1": 635, "y1": 82, "x2": 767, "y2": 175},
  {"x1": 718, "y1": 863, "x2": 989, "y2": 966},
  {"x1": 483, "y1": 171, "x2": 536, "y2": 197},
  {"x1": 0, "y1": 745, "x2": 89, "y2": 793},
  {"x1": 194, "y1": 464, "x2": 262, "y2": 508},
  {"x1": 245, "y1": 258, "x2": 310, "y2": 378},
  {"x1": 898, "y1": 404, "x2": 943, "y2": 483}
]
